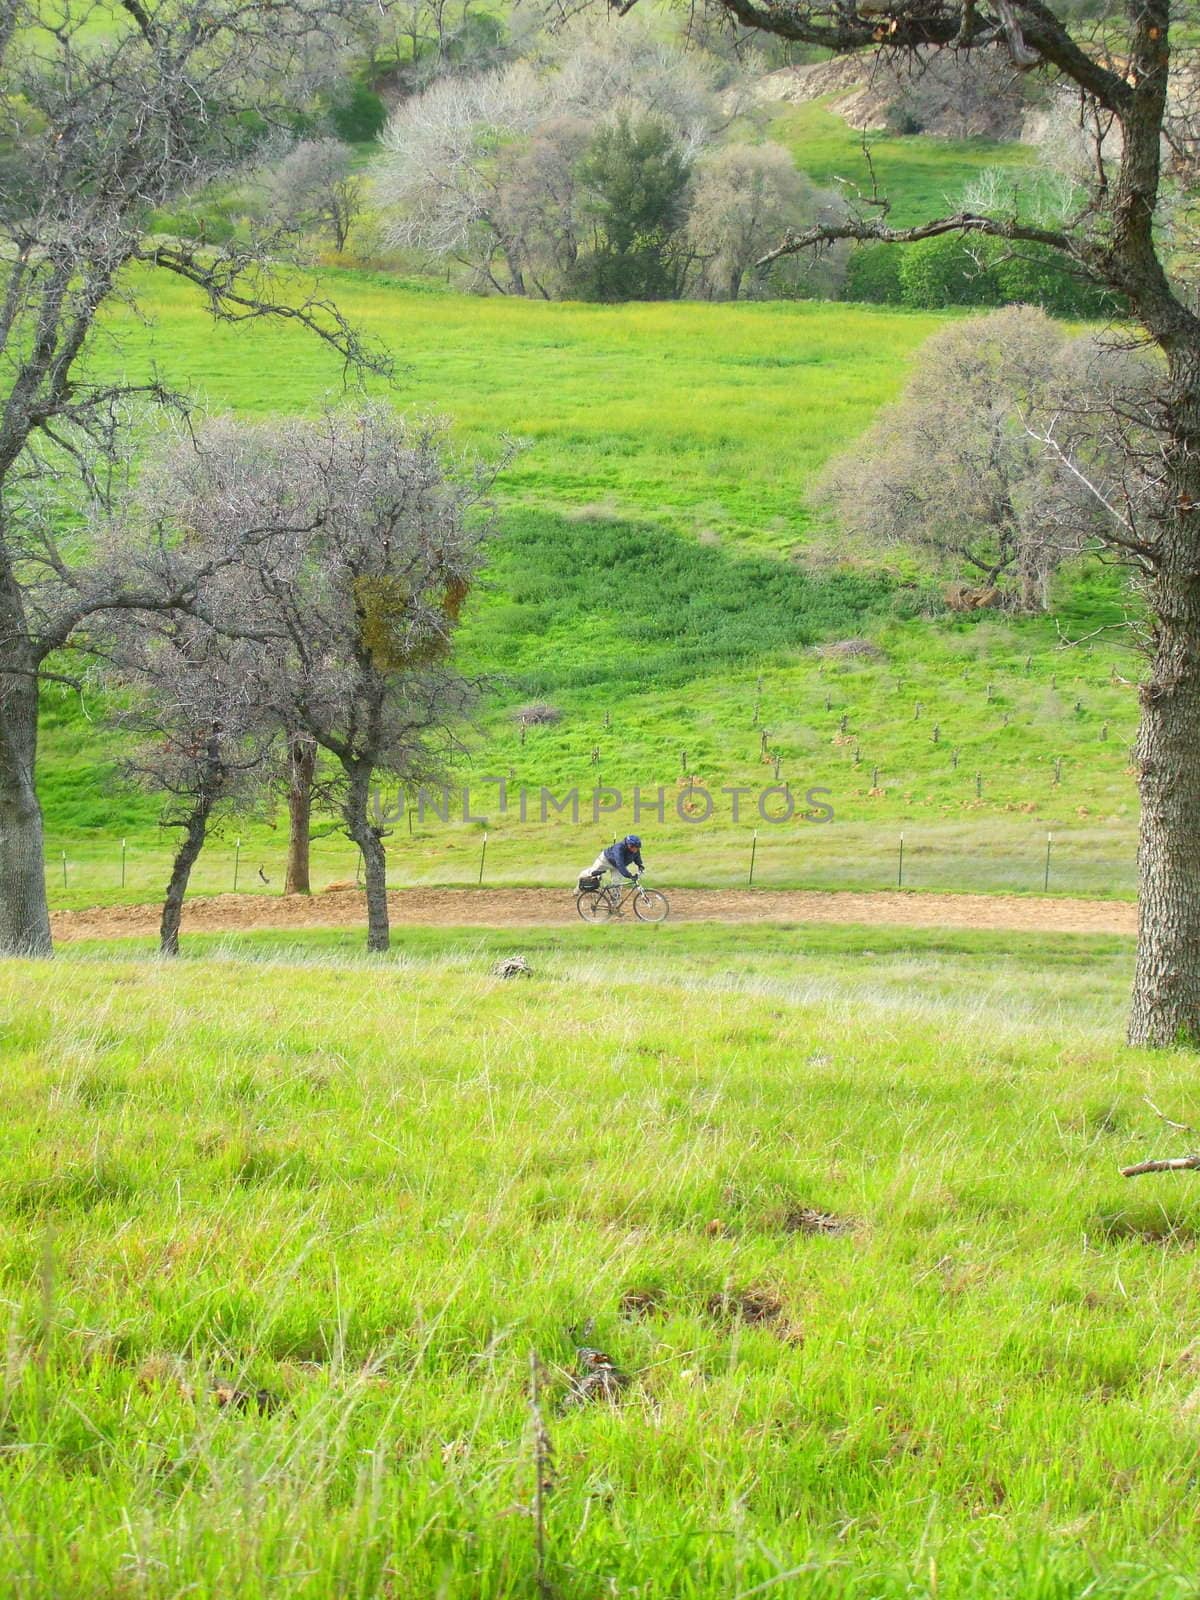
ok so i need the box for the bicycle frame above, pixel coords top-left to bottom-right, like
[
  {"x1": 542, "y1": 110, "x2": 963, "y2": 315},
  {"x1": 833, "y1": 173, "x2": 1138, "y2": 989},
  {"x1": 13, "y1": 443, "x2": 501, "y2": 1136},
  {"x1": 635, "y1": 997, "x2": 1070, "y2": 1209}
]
[{"x1": 601, "y1": 879, "x2": 643, "y2": 915}]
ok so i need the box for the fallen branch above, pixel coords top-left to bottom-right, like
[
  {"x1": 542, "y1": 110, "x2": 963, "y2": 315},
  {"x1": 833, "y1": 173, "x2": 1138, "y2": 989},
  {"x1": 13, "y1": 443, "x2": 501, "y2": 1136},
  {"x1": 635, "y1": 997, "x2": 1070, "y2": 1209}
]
[
  {"x1": 1121, "y1": 1154, "x2": 1200, "y2": 1178},
  {"x1": 1144, "y1": 1095, "x2": 1196, "y2": 1135}
]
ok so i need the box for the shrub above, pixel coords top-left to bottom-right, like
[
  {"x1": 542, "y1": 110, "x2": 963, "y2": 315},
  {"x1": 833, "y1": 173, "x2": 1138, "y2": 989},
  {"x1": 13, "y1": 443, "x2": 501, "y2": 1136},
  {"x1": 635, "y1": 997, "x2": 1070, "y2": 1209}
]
[
  {"x1": 885, "y1": 233, "x2": 1124, "y2": 318},
  {"x1": 991, "y1": 244, "x2": 1123, "y2": 319},
  {"x1": 512, "y1": 703, "x2": 563, "y2": 726},
  {"x1": 843, "y1": 244, "x2": 904, "y2": 304},
  {"x1": 329, "y1": 81, "x2": 387, "y2": 143},
  {"x1": 899, "y1": 234, "x2": 1002, "y2": 308}
]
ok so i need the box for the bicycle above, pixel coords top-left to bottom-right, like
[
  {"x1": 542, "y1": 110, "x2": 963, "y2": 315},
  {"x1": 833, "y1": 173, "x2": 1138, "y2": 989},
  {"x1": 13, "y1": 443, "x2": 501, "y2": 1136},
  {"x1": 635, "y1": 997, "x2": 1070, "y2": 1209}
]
[{"x1": 575, "y1": 874, "x2": 669, "y2": 924}]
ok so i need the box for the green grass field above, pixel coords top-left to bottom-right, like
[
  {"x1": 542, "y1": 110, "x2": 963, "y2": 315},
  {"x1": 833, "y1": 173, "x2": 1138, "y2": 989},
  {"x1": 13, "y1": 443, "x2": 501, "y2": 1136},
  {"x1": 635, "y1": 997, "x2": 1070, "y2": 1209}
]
[{"x1": 5, "y1": 924, "x2": 1200, "y2": 1599}]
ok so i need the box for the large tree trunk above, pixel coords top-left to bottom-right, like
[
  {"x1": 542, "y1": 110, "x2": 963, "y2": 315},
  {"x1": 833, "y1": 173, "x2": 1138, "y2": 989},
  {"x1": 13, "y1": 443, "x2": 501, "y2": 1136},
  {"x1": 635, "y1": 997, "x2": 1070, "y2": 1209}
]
[
  {"x1": 1128, "y1": 357, "x2": 1200, "y2": 1046},
  {"x1": 0, "y1": 578, "x2": 51, "y2": 956},
  {"x1": 344, "y1": 767, "x2": 389, "y2": 952},
  {"x1": 284, "y1": 733, "x2": 316, "y2": 895},
  {"x1": 159, "y1": 800, "x2": 213, "y2": 956}
]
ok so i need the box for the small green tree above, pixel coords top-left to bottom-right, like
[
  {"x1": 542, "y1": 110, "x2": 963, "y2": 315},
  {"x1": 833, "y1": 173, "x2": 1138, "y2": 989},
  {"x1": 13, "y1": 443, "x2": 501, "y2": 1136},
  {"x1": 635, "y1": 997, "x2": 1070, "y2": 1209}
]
[
  {"x1": 569, "y1": 113, "x2": 692, "y2": 302},
  {"x1": 328, "y1": 80, "x2": 388, "y2": 143}
]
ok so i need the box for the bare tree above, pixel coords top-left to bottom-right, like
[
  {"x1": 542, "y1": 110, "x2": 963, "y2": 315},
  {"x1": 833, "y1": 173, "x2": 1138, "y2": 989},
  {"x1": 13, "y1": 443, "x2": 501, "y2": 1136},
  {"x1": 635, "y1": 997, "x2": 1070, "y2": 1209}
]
[
  {"x1": 102, "y1": 614, "x2": 278, "y2": 955},
  {"x1": 631, "y1": 0, "x2": 1200, "y2": 1046},
  {"x1": 818, "y1": 307, "x2": 1129, "y2": 610},
  {"x1": 380, "y1": 62, "x2": 546, "y2": 292},
  {"x1": 264, "y1": 139, "x2": 363, "y2": 253},
  {"x1": 686, "y1": 143, "x2": 841, "y2": 301},
  {"x1": 495, "y1": 117, "x2": 592, "y2": 298},
  {"x1": 355, "y1": 0, "x2": 504, "y2": 90},
  {"x1": 0, "y1": 0, "x2": 388, "y2": 957},
  {"x1": 152, "y1": 409, "x2": 496, "y2": 952}
]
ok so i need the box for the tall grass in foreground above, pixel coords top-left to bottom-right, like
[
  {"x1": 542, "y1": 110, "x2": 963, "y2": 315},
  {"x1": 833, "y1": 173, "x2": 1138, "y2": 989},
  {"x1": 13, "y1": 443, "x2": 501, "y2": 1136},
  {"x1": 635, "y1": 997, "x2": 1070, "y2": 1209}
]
[{"x1": 1, "y1": 927, "x2": 1198, "y2": 1597}]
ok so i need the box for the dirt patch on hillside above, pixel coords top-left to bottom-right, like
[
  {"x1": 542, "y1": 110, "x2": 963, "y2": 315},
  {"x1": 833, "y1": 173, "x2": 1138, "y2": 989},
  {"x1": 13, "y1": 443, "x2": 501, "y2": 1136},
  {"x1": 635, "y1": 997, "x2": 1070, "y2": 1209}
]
[
  {"x1": 51, "y1": 887, "x2": 1137, "y2": 943},
  {"x1": 752, "y1": 47, "x2": 1030, "y2": 140}
]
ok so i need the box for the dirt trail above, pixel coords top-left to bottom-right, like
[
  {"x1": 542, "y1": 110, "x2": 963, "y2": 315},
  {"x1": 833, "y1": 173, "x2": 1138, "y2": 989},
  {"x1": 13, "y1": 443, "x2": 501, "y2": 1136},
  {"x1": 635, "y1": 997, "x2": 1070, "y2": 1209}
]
[{"x1": 51, "y1": 886, "x2": 1137, "y2": 942}]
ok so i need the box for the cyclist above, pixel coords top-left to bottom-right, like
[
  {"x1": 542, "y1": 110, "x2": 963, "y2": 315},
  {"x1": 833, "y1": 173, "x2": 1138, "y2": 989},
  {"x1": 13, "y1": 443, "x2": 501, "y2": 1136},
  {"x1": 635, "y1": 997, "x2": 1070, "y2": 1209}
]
[{"x1": 579, "y1": 834, "x2": 645, "y2": 896}]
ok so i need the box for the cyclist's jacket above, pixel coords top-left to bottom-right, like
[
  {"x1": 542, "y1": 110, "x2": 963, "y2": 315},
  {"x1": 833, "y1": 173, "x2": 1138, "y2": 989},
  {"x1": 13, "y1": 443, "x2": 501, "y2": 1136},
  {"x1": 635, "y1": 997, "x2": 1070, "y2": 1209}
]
[{"x1": 603, "y1": 841, "x2": 644, "y2": 880}]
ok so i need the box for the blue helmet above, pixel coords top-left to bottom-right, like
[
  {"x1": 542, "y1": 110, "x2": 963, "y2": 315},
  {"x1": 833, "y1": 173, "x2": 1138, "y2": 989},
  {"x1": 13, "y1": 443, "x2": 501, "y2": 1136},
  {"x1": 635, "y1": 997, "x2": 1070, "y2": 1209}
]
[{"x1": 625, "y1": 834, "x2": 642, "y2": 847}]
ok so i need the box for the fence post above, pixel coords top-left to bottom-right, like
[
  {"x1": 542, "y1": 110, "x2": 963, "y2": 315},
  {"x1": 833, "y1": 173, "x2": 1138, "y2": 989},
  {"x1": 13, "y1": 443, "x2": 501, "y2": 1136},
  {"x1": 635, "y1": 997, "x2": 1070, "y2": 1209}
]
[
  {"x1": 897, "y1": 834, "x2": 904, "y2": 890},
  {"x1": 748, "y1": 829, "x2": 758, "y2": 887},
  {"x1": 120, "y1": 838, "x2": 126, "y2": 890},
  {"x1": 61, "y1": 850, "x2": 67, "y2": 890},
  {"x1": 233, "y1": 837, "x2": 241, "y2": 892},
  {"x1": 478, "y1": 830, "x2": 488, "y2": 887},
  {"x1": 1043, "y1": 831, "x2": 1053, "y2": 893}
]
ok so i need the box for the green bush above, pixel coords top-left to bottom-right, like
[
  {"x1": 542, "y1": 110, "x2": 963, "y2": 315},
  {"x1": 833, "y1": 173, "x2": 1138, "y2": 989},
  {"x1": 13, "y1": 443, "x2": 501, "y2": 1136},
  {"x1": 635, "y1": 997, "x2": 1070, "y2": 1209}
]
[
  {"x1": 443, "y1": 11, "x2": 506, "y2": 69},
  {"x1": 146, "y1": 206, "x2": 237, "y2": 244},
  {"x1": 899, "y1": 234, "x2": 1002, "y2": 308},
  {"x1": 886, "y1": 233, "x2": 1124, "y2": 318},
  {"x1": 991, "y1": 244, "x2": 1122, "y2": 319},
  {"x1": 328, "y1": 82, "x2": 387, "y2": 143},
  {"x1": 843, "y1": 244, "x2": 905, "y2": 305}
]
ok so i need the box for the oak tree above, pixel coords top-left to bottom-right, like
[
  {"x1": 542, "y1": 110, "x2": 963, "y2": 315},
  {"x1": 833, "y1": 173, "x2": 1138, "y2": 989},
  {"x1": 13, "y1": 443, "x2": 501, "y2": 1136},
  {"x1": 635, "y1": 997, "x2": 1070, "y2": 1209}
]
[{"x1": 644, "y1": 0, "x2": 1200, "y2": 1045}]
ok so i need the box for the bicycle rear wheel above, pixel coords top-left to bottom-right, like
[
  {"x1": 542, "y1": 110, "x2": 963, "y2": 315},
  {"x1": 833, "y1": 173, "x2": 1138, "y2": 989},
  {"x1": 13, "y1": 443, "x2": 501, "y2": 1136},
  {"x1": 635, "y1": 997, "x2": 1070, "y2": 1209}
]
[
  {"x1": 577, "y1": 890, "x2": 613, "y2": 923},
  {"x1": 633, "y1": 889, "x2": 669, "y2": 923}
]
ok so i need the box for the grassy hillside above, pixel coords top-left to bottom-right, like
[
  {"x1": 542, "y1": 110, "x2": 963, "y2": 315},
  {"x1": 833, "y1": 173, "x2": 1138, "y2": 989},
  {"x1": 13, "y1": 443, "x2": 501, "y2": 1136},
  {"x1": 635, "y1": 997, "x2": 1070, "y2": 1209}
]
[
  {"x1": 769, "y1": 99, "x2": 1034, "y2": 226},
  {"x1": 36, "y1": 274, "x2": 1141, "y2": 907},
  {"x1": 94, "y1": 269, "x2": 949, "y2": 549},
  {"x1": 5, "y1": 925, "x2": 1200, "y2": 1598}
]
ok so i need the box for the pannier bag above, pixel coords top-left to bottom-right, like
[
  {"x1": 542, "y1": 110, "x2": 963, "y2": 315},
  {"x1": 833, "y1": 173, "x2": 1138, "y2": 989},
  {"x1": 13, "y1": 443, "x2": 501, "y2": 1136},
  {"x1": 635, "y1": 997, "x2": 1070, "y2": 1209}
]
[{"x1": 577, "y1": 873, "x2": 602, "y2": 891}]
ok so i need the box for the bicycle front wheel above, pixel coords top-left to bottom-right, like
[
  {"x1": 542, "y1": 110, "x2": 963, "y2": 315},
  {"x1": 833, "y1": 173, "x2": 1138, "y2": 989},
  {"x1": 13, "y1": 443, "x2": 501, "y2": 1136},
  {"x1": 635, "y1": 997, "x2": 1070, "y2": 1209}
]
[
  {"x1": 577, "y1": 890, "x2": 614, "y2": 923},
  {"x1": 633, "y1": 889, "x2": 669, "y2": 923}
]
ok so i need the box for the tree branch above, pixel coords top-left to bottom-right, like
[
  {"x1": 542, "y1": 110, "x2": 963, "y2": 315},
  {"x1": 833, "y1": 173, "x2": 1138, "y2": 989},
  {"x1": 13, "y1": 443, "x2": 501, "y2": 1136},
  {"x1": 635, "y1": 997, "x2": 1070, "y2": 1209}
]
[
  {"x1": 652, "y1": 1, "x2": 1133, "y2": 112},
  {"x1": 756, "y1": 210, "x2": 1075, "y2": 271},
  {"x1": 135, "y1": 243, "x2": 393, "y2": 381},
  {"x1": 1121, "y1": 1154, "x2": 1200, "y2": 1177}
]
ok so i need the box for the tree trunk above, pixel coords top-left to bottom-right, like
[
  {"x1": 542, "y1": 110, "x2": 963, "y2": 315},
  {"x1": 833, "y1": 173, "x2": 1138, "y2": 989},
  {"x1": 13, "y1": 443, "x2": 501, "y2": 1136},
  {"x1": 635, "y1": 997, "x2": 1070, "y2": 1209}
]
[
  {"x1": 502, "y1": 243, "x2": 527, "y2": 297},
  {"x1": 159, "y1": 800, "x2": 213, "y2": 957},
  {"x1": 0, "y1": 581, "x2": 51, "y2": 956},
  {"x1": 284, "y1": 733, "x2": 316, "y2": 895},
  {"x1": 1016, "y1": 560, "x2": 1045, "y2": 614},
  {"x1": 0, "y1": 741, "x2": 51, "y2": 957},
  {"x1": 1128, "y1": 356, "x2": 1200, "y2": 1046},
  {"x1": 344, "y1": 768, "x2": 389, "y2": 952}
]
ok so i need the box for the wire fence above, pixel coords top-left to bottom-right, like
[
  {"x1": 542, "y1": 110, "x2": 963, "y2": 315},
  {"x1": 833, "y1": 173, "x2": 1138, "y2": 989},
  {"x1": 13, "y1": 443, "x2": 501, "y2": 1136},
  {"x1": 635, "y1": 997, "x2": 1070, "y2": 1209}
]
[{"x1": 43, "y1": 824, "x2": 1139, "y2": 903}]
